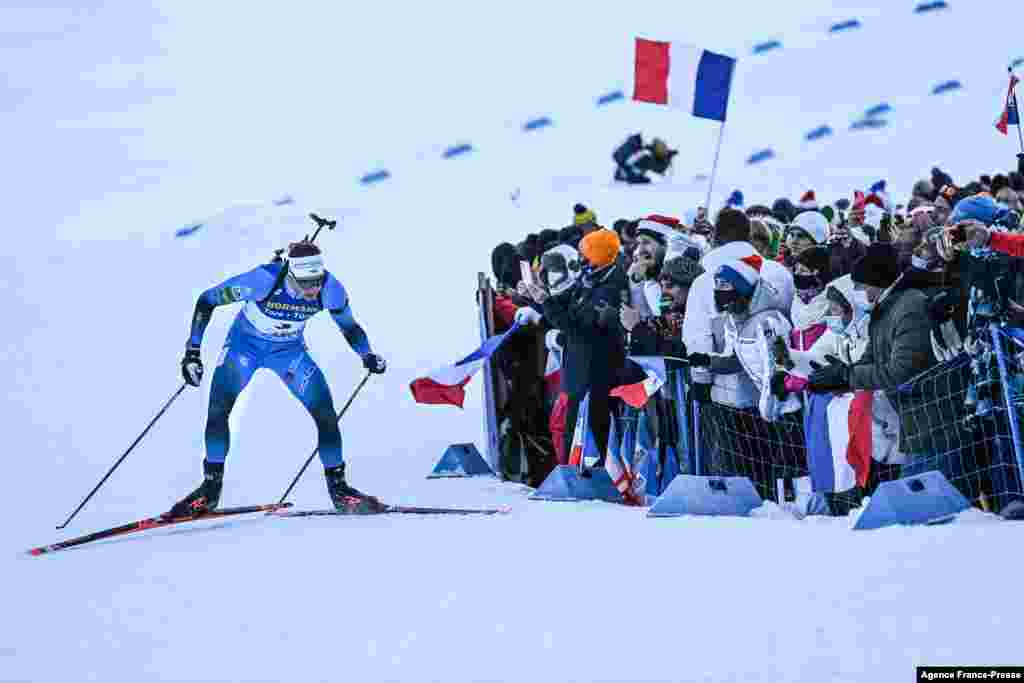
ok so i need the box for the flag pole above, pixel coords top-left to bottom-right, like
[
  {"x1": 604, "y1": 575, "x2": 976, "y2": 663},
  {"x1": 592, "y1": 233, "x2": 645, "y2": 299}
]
[
  {"x1": 1011, "y1": 65, "x2": 1019, "y2": 153},
  {"x1": 704, "y1": 121, "x2": 726, "y2": 214},
  {"x1": 1013, "y1": 89, "x2": 1024, "y2": 155}
]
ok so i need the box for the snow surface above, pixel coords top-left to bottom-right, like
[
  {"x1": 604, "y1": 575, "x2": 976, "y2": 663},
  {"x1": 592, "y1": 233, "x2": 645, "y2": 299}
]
[{"x1": 3, "y1": 2, "x2": 1024, "y2": 681}]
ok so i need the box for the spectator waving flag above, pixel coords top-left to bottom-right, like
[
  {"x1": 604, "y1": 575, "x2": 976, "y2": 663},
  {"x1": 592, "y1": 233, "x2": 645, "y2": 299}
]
[
  {"x1": 805, "y1": 391, "x2": 902, "y2": 492},
  {"x1": 996, "y1": 71, "x2": 1020, "y2": 135},
  {"x1": 632, "y1": 38, "x2": 736, "y2": 122},
  {"x1": 610, "y1": 356, "x2": 669, "y2": 408},
  {"x1": 410, "y1": 322, "x2": 520, "y2": 408}
]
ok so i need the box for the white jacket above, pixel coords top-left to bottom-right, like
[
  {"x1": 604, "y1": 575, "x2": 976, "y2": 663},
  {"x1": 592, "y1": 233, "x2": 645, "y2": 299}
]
[{"x1": 683, "y1": 241, "x2": 794, "y2": 384}]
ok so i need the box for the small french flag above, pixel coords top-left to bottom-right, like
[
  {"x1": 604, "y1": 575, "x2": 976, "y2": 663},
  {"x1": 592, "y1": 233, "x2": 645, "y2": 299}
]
[
  {"x1": 409, "y1": 323, "x2": 520, "y2": 408},
  {"x1": 610, "y1": 356, "x2": 668, "y2": 409},
  {"x1": 996, "y1": 72, "x2": 1020, "y2": 136},
  {"x1": 633, "y1": 38, "x2": 736, "y2": 122}
]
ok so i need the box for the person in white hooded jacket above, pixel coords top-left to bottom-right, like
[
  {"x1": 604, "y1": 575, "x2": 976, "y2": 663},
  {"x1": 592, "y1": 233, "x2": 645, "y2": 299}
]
[{"x1": 683, "y1": 208, "x2": 794, "y2": 402}]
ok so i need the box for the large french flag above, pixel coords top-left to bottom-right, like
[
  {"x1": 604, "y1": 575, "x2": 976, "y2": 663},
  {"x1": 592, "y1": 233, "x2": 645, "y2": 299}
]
[
  {"x1": 805, "y1": 391, "x2": 877, "y2": 491},
  {"x1": 409, "y1": 322, "x2": 519, "y2": 408},
  {"x1": 633, "y1": 38, "x2": 736, "y2": 122},
  {"x1": 610, "y1": 356, "x2": 668, "y2": 408}
]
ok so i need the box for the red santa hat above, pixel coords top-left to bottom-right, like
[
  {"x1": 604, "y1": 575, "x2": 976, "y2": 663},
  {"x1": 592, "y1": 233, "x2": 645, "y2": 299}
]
[
  {"x1": 864, "y1": 193, "x2": 886, "y2": 210},
  {"x1": 635, "y1": 214, "x2": 679, "y2": 244},
  {"x1": 799, "y1": 190, "x2": 818, "y2": 210}
]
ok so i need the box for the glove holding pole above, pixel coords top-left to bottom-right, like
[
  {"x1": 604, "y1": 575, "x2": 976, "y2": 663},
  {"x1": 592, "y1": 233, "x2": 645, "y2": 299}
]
[
  {"x1": 362, "y1": 353, "x2": 387, "y2": 374},
  {"x1": 181, "y1": 346, "x2": 204, "y2": 387}
]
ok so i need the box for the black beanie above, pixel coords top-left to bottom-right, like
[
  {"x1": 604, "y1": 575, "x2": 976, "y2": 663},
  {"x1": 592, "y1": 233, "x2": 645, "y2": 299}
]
[
  {"x1": 288, "y1": 241, "x2": 321, "y2": 258},
  {"x1": 559, "y1": 225, "x2": 583, "y2": 248},
  {"x1": 992, "y1": 174, "x2": 1010, "y2": 197},
  {"x1": 851, "y1": 242, "x2": 901, "y2": 289},
  {"x1": 796, "y1": 245, "x2": 830, "y2": 278},
  {"x1": 538, "y1": 229, "x2": 560, "y2": 252},
  {"x1": 518, "y1": 234, "x2": 540, "y2": 263},
  {"x1": 714, "y1": 208, "x2": 751, "y2": 243},
  {"x1": 491, "y1": 243, "x2": 521, "y2": 288},
  {"x1": 1009, "y1": 171, "x2": 1024, "y2": 193},
  {"x1": 772, "y1": 198, "x2": 796, "y2": 224}
]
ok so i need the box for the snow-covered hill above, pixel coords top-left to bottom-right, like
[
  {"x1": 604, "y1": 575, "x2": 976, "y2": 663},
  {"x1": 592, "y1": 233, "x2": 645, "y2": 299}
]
[{"x1": 4, "y1": 2, "x2": 1024, "y2": 681}]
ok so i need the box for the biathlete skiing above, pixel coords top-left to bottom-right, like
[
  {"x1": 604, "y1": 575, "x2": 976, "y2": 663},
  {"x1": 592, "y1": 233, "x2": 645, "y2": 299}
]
[{"x1": 168, "y1": 239, "x2": 388, "y2": 517}]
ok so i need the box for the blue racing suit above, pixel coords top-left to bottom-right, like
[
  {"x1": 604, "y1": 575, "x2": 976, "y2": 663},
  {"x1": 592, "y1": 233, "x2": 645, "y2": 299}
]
[{"x1": 187, "y1": 262, "x2": 372, "y2": 468}]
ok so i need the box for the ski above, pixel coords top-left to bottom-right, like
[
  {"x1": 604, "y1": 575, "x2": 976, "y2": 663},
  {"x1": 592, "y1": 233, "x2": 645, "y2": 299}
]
[
  {"x1": 273, "y1": 504, "x2": 512, "y2": 518},
  {"x1": 28, "y1": 502, "x2": 292, "y2": 556}
]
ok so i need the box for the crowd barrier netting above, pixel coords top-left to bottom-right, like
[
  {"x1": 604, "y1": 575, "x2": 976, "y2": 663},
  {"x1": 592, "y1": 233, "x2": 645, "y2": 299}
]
[
  {"x1": 690, "y1": 322, "x2": 1024, "y2": 512},
  {"x1": 477, "y1": 273, "x2": 1024, "y2": 514}
]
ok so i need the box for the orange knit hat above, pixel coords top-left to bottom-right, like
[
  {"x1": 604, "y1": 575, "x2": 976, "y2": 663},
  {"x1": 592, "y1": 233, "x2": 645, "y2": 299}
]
[{"x1": 579, "y1": 228, "x2": 621, "y2": 269}]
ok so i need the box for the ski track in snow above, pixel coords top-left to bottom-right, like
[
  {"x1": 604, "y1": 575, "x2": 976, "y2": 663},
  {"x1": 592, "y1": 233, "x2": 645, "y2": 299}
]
[{"x1": 4, "y1": 1, "x2": 1024, "y2": 681}]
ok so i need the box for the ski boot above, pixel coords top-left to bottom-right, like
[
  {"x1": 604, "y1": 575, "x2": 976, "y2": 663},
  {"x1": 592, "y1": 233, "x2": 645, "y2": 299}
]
[
  {"x1": 165, "y1": 460, "x2": 224, "y2": 518},
  {"x1": 325, "y1": 463, "x2": 388, "y2": 514}
]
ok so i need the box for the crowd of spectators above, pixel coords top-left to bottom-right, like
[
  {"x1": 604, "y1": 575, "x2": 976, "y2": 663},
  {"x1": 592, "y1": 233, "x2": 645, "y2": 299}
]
[{"x1": 487, "y1": 154, "x2": 1024, "y2": 516}]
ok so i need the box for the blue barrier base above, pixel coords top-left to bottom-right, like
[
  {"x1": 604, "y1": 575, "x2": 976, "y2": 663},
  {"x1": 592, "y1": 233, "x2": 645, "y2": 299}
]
[
  {"x1": 427, "y1": 443, "x2": 494, "y2": 479},
  {"x1": 529, "y1": 465, "x2": 622, "y2": 502},
  {"x1": 853, "y1": 471, "x2": 970, "y2": 530},
  {"x1": 647, "y1": 475, "x2": 763, "y2": 518}
]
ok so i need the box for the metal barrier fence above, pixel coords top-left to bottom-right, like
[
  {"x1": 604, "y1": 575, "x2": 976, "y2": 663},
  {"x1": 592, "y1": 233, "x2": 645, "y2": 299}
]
[
  {"x1": 688, "y1": 322, "x2": 1024, "y2": 513},
  {"x1": 478, "y1": 272, "x2": 1024, "y2": 513}
]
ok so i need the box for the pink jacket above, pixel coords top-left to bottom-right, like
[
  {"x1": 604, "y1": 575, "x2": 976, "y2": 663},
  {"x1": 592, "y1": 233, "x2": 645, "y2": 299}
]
[{"x1": 784, "y1": 323, "x2": 828, "y2": 392}]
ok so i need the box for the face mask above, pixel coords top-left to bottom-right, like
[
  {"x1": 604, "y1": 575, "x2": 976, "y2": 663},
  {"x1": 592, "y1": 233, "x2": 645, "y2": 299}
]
[
  {"x1": 545, "y1": 269, "x2": 567, "y2": 289},
  {"x1": 793, "y1": 274, "x2": 820, "y2": 291},
  {"x1": 823, "y1": 316, "x2": 846, "y2": 335},
  {"x1": 853, "y1": 289, "x2": 874, "y2": 311},
  {"x1": 714, "y1": 290, "x2": 738, "y2": 313}
]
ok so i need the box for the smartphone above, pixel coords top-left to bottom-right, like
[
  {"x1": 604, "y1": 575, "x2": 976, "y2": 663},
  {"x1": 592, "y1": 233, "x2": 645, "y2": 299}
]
[
  {"x1": 520, "y1": 260, "x2": 537, "y2": 286},
  {"x1": 948, "y1": 224, "x2": 967, "y2": 245}
]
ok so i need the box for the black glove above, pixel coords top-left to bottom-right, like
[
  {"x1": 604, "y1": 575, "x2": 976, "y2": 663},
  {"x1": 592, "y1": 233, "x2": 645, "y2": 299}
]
[
  {"x1": 770, "y1": 371, "x2": 788, "y2": 401},
  {"x1": 1017, "y1": 152, "x2": 1024, "y2": 175},
  {"x1": 690, "y1": 382, "x2": 713, "y2": 404},
  {"x1": 807, "y1": 355, "x2": 851, "y2": 394},
  {"x1": 687, "y1": 352, "x2": 712, "y2": 367},
  {"x1": 594, "y1": 300, "x2": 618, "y2": 328},
  {"x1": 363, "y1": 353, "x2": 386, "y2": 374},
  {"x1": 181, "y1": 347, "x2": 204, "y2": 387},
  {"x1": 927, "y1": 290, "x2": 956, "y2": 324}
]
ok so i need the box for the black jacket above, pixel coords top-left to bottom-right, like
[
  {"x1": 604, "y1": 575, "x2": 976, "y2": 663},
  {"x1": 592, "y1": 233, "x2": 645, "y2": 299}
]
[
  {"x1": 543, "y1": 264, "x2": 629, "y2": 395},
  {"x1": 850, "y1": 275, "x2": 935, "y2": 392}
]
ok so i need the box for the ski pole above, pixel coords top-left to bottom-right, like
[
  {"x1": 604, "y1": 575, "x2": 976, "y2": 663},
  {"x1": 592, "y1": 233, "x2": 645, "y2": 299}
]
[
  {"x1": 56, "y1": 383, "x2": 188, "y2": 530},
  {"x1": 275, "y1": 371, "x2": 372, "y2": 506}
]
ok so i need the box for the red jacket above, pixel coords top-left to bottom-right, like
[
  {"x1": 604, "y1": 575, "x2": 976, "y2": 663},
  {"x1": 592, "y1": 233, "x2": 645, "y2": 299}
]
[
  {"x1": 990, "y1": 231, "x2": 1024, "y2": 258},
  {"x1": 493, "y1": 294, "x2": 519, "y2": 331}
]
